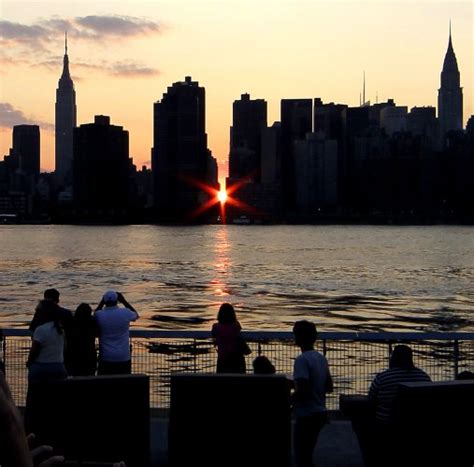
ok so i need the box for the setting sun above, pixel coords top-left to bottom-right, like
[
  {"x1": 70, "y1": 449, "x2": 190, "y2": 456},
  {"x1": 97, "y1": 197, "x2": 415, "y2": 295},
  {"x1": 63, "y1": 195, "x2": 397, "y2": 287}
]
[{"x1": 217, "y1": 189, "x2": 227, "y2": 204}]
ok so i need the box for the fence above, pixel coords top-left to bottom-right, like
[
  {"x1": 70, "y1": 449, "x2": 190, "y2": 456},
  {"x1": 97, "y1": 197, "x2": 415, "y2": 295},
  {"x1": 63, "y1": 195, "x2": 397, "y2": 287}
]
[{"x1": 2, "y1": 329, "x2": 474, "y2": 410}]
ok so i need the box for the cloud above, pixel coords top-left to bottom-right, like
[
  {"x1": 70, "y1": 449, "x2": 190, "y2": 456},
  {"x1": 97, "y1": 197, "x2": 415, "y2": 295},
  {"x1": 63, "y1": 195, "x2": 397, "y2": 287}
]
[
  {"x1": 1, "y1": 15, "x2": 162, "y2": 77},
  {"x1": 74, "y1": 15, "x2": 160, "y2": 38},
  {"x1": 0, "y1": 15, "x2": 162, "y2": 48},
  {"x1": 0, "y1": 103, "x2": 54, "y2": 131},
  {"x1": 34, "y1": 56, "x2": 160, "y2": 79},
  {"x1": 108, "y1": 61, "x2": 160, "y2": 78},
  {"x1": 0, "y1": 20, "x2": 48, "y2": 42}
]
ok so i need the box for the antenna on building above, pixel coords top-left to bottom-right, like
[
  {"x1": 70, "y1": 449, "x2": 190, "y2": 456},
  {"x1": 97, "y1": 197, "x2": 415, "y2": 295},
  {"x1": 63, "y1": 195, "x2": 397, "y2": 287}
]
[
  {"x1": 363, "y1": 71, "x2": 366, "y2": 106},
  {"x1": 65, "y1": 30, "x2": 68, "y2": 55},
  {"x1": 376, "y1": 90, "x2": 378, "y2": 104}
]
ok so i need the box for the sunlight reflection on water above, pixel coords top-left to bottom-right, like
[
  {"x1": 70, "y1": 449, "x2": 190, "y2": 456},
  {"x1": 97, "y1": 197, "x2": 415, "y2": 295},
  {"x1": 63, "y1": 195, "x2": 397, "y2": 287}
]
[{"x1": 0, "y1": 225, "x2": 473, "y2": 332}]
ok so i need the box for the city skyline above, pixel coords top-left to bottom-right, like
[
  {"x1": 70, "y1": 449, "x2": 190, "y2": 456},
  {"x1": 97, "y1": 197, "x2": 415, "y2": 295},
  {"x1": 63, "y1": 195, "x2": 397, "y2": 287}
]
[{"x1": 1, "y1": 1, "x2": 473, "y2": 184}]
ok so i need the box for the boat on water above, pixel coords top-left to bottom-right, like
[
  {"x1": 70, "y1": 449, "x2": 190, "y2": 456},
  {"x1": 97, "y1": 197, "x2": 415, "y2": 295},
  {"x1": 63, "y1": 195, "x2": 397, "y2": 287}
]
[
  {"x1": 0, "y1": 214, "x2": 18, "y2": 224},
  {"x1": 232, "y1": 215, "x2": 251, "y2": 225}
]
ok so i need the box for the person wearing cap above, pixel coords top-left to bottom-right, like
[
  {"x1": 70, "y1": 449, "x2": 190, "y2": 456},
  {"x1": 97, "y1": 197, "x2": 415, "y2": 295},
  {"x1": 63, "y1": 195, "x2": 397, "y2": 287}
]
[{"x1": 94, "y1": 291, "x2": 139, "y2": 375}]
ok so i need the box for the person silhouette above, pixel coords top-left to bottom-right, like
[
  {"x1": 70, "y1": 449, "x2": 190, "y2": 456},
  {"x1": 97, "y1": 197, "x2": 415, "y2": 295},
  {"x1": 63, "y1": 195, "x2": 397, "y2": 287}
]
[
  {"x1": 252, "y1": 355, "x2": 276, "y2": 374},
  {"x1": 66, "y1": 303, "x2": 98, "y2": 376},
  {"x1": 211, "y1": 303, "x2": 246, "y2": 374},
  {"x1": 292, "y1": 320, "x2": 333, "y2": 467}
]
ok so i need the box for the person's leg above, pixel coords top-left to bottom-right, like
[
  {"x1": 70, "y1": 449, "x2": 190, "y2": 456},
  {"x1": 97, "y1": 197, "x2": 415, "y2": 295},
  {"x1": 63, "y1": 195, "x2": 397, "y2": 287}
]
[
  {"x1": 98, "y1": 360, "x2": 131, "y2": 375},
  {"x1": 294, "y1": 413, "x2": 327, "y2": 467}
]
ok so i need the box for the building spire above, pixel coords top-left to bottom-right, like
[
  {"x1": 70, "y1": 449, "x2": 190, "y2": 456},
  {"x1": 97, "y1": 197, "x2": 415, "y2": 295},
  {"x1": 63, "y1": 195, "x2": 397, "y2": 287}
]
[
  {"x1": 59, "y1": 33, "x2": 72, "y2": 85},
  {"x1": 363, "y1": 70, "x2": 366, "y2": 106}
]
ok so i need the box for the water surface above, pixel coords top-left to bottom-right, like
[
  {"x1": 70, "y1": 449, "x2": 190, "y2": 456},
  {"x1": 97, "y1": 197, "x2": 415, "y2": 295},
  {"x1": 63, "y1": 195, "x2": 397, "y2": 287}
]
[{"x1": 1, "y1": 225, "x2": 473, "y2": 332}]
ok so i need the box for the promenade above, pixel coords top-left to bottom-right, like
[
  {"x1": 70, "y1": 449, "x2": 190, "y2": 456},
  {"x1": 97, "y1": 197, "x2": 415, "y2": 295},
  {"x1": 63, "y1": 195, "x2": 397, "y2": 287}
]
[{"x1": 150, "y1": 412, "x2": 364, "y2": 467}]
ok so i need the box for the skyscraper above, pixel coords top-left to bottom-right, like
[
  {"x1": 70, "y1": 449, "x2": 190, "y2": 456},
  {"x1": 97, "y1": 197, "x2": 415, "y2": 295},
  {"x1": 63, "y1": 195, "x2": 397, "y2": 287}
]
[
  {"x1": 438, "y1": 24, "x2": 463, "y2": 142},
  {"x1": 280, "y1": 99, "x2": 313, "y2": 211},
  {"x1": 152, "y1": 76, "x2": 215, "y2": 222},
  {"x1": 73, "y1": 115, "x2": 130, "y2": 218},
  {"x1": 55, "y1": 33, "x2": 77, "y2": 184},
  {"x1": 12, "y1": 125, "x2": 40, "y2": 178},
  {"x1": 229, "y1": 93, "x2": 267, "y2": 181}
]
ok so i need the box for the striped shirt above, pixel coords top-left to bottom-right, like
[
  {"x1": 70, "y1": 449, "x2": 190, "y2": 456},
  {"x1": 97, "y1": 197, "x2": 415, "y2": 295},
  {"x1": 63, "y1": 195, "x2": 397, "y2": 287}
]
[{"x1": 368, "y1": 367, "x2": 431, "y2": 423}]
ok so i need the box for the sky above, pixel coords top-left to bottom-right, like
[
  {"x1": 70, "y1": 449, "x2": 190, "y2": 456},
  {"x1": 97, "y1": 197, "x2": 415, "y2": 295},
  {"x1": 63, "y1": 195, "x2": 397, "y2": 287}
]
[{"x1": 0, "y1": 0, "x2": 473, "y2": 184}]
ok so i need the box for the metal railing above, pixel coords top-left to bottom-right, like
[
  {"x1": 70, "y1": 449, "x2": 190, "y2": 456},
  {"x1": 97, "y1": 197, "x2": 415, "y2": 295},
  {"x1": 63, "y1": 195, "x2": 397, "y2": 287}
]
[{"x1": 2, "y1": 329, "x2": 474, "y2": 410}]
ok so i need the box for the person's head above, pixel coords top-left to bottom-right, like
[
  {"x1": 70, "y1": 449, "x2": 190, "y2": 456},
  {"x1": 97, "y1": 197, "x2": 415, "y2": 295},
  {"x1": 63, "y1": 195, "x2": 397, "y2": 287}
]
[
  {"x1": 75, "y1": 303, "x2": 93, "y2": 321},
  {"x1": 389, "y1": 345, "x2": 415, "y2": 370},
  {"x1": 253, "y1": 355, "x2": 276, "y2": 375},
  {"x1": 35, "y1": 299, "x2": 62, "y2": 334},
  {"x1": 293, "y1": 320, "x2": 318, "y2": 349},
  {"x1": 43, "y1": 288, "x2": 60, "y2": 304},
  {"x1": 217, "y1": 303, "x2": 237, "y2": 324},
  {"x1": 456, "y1": 370, "x2": 474, "y2": 380},
  {"x1": 103, "y1": 290, "x2": 118, "y2": 307}
]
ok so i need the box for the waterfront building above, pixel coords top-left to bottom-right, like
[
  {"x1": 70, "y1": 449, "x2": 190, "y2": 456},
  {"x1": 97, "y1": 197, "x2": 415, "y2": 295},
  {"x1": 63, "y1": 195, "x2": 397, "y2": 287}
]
[
  {"x1": 407, "y1": 107, "x2": 438, "y2": 144},
  {"x1": 73, "y1": 115, "x2": 131, "y2": 219},
  {"x1": 294, "y1": 133, "x2": 338, "y2": 217},
  {"x1": 280, "y1": 99, "x2": 313, "y2": 212},
  {"x1": 152, "y1": 76, "x2": 216, "y2": 222},
  {"x1": 12, "y1": 125, "x2": 40, "y2": 179},
  {"x1": 229, "y1": 93, "x2": 267, "y2": 182},
  {"x1": 438, "y1": 25, "x2": 463, "y2": 144},
  {"x1": 380, "y1": 106, "x2": 408, "y2": 136},
  {"x1": 55, "y1": 34, "x2": 77, "y2": 185}
]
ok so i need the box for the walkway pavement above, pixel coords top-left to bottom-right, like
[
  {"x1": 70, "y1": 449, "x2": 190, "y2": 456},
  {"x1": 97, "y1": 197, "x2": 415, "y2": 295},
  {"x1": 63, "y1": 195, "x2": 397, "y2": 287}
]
[{"x1": 150, "y1": 414, "x2": 364, "y2": 467}]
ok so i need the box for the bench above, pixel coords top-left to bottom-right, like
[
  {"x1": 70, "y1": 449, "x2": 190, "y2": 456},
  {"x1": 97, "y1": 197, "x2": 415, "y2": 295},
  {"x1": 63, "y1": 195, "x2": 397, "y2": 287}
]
[
  {"x1": 341, "y1": 380, "x2": 474, "y2": 467},
  {"x1": 169, "y1": 373, "x2": 292, "y2": 467},
  {"x1": 25, "y1": 374, "x2": 150, "y2": 467}
]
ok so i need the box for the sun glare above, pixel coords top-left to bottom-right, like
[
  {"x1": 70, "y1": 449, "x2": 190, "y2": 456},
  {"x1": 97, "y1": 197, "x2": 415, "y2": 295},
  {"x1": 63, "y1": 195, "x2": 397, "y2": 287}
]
[{"x1": 217, "y1": 189, "x2": 227, "y2": 204}]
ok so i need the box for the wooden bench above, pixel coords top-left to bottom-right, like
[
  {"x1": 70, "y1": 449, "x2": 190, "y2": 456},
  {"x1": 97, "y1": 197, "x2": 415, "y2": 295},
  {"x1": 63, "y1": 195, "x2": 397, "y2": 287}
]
[
  {"x1": 169, "y1": 373, "x2": 292, "y2": 467},
  {"x1": 25, "y1": 374, "x2": 150, "y2": 467},
  {"x1": 341, "y1": 380, "x2": 474, "y2": 467}
]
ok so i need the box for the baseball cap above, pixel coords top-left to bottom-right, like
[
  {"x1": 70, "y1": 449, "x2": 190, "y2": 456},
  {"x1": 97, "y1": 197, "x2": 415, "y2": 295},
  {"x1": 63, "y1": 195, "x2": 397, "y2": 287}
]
[{"x1": 103, "y1": 290, "x2": 118, "y2": 303}]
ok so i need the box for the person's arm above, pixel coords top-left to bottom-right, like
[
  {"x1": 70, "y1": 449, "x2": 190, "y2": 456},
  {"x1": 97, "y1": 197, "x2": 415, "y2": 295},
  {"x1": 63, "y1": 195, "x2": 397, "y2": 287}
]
[
  {"x1": 27, "y1": 340, "x2": 41, "y2": 367},
  {"x1": 95, "y1": 298, "x2": 105, "y2": 312},
  {"x1": 292, "y1": 356, "x2": 311, "y2": 404},
  {"x1": 367, "y1": 375, "x2": 379, "y2": 402},
  {"x1": 117, "y1": 293, "x2": 139, "y2": 319},
  {"x1": 0, "y1": 372, "x2": 34, "y2": 467},
  {"x1": 293, "y1": 378, "x2": 312, "y2": 404},
  {"x1": 325, "y1": 367, "x2": 334, "y2": 394}
]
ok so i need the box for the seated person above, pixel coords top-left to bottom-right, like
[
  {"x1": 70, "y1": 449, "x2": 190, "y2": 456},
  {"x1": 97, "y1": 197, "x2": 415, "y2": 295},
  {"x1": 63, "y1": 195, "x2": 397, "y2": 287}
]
[
  {"x1": 252, "y1": 355, "x2": 276, "y2": 374},
  {"x1": 368, "y1": 344, "x2": 431, "y2": 425}
]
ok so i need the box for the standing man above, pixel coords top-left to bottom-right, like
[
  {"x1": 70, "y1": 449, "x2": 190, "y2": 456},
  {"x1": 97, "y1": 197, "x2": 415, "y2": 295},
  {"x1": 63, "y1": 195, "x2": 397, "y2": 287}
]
[
  {"x1": 30, "y1": 289, "x2": 73, "y2": 331},
  {"x1": 292, "y1": 320, "x2": 333, "y2": 467},
  {"x1": 30, "y1": 289, "x2": 74, "y2": 373},
  {"x1": 95, "y1": 290, "x2": 139, "y2": 375}
]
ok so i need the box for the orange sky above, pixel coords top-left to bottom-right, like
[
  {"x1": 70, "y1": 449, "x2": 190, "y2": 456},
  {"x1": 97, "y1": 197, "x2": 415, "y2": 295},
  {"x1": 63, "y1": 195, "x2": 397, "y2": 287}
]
[{"x1": 1, "y1": 1, "x2": 472, "y2": 184}]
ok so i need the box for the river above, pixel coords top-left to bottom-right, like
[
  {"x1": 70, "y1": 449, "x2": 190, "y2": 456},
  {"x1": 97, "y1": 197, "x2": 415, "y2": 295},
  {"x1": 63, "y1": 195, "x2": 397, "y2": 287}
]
[{"x1": 1, "y1": 225, "x2": 473, "y2": 332}]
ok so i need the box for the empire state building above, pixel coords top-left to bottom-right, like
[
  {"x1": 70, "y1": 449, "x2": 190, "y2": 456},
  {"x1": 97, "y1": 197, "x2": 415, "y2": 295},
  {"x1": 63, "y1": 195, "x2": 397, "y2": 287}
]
[
  {"x1": 438, "y1": 24, "x2": 463, "y2": 143},
  {"x1": 55, "y1": 34, "x2": 77, "y2": 183}
]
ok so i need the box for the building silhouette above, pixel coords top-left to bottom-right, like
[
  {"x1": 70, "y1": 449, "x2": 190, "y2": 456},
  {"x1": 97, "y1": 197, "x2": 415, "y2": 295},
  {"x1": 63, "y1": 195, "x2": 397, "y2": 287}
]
[
  {"x1": 55, "y1": 33, "x2": 77, "y2": 184},
  {"x1": 280, "y1": 99, "x2": 313, "y2": 212},
  {"x1": 73, "y1": 115, "x2": 131, "y2": 219},
  {"x1": 152, "y1": 76, "x2": 218, "y2": 222},
  {"x1": 229, "y1": 93, "x2": 267, "y2": 181},
  {"x1": 438, "y1": 24, "x2": 463, "y2": 144},
  {"x1": 12, "y1": 125, "x2": 40, "y2": 179}
]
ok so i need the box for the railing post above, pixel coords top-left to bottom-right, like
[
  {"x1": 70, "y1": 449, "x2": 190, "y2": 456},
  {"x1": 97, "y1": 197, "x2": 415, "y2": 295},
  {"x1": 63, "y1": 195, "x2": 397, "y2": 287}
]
[
  {"x1": 193, "y1": 339, "x2": 197, "y2": 373},
  {"x1": 2, "y1": 334, "x2": 6, "y2": 376},
  {"x1": 453, "y1": 340, "x2": 459, "y2": 379},
  {"x1": 322, "y1": 339, "x2": 327, "y2": 357},
  {"x1": 388, "y1": 342, "x2": 393, "y2": 366},
  {"x1": 258, "y1": 342, "x2": 262, "y2": 356}
]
